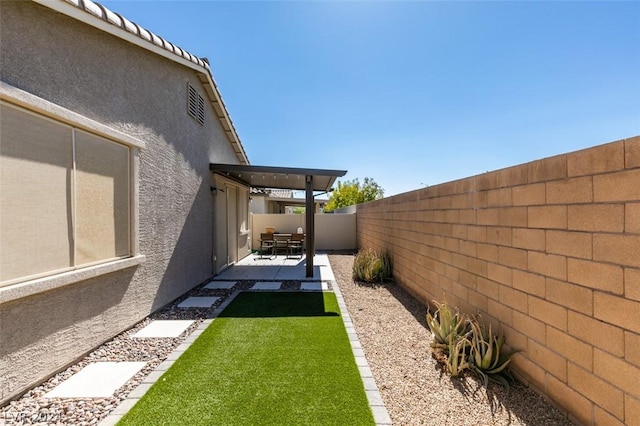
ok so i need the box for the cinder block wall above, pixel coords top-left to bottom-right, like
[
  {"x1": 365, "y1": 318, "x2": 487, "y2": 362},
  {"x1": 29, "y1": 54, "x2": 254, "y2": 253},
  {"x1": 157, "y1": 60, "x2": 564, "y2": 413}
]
[{"x1": 356, "y1": 136, "x2": 640, "y2": 425}]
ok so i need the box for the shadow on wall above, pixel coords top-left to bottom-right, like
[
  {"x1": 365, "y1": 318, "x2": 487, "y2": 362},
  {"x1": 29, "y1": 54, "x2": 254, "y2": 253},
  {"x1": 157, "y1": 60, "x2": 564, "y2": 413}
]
[
  {"x1": 149, "y1": 179, "x2": 214, "y2": 313},
  {"x1": 0, "y1": 267, "x2": 136, "y2": 357},
  {"x1": 1, "y1": 1, "x2": 239, "y2": 184}
]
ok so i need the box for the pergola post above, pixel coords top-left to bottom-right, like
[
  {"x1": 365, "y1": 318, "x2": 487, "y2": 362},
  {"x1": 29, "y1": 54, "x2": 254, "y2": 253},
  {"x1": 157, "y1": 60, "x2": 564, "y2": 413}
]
[{"x1": 305, "y1": 175, "x2": 314, "y2": 277}]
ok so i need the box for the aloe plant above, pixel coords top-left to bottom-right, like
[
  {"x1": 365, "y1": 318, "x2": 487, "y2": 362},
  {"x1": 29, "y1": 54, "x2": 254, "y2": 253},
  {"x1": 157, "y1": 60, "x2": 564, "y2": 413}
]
[
  {"x1": 352, "y1": 248, "x2": 391, "y2": 283},
  {"x1": 468, "y1": 318, "x2": 517, "y2": 390},
  {"x1": 445, "y1": 337, "x2": 470, "y2": 377},
  {"x1": 426, "y1": 300, "x2": 470, "y2": 362}
]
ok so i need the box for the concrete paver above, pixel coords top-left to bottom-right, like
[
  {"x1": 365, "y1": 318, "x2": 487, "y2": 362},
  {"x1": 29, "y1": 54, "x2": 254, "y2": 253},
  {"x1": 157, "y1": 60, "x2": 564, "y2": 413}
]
[
  {"x1": 176, "y1": 297, "x2": 219, "y2": 308},
  {"x1": 300, "y1": 282, "x2": 329, "y2": 291},
  {"x1": 45, "y1": 362, "x2": 146, "y2": 398},
  {"x1": 203, "y1": 281, "x2": 237, "y2": 290},
  {"x1": 250, "y1": 281, "x2": 282, "y2": 290},
  {"x1": 131, "y1": 320, "x2": 194, "y2": 338}
]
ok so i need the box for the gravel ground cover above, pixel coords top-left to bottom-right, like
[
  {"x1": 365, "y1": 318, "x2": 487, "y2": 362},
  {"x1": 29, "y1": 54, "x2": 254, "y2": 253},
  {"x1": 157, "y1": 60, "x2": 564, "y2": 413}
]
[{"x1": 328, "y1": 253, "x2": 573, "y2": 426}]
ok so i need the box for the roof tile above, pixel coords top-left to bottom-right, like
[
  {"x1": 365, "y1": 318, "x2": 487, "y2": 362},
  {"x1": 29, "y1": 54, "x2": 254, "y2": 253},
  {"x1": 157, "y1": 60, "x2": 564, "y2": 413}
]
[
  {"x1": 121, "y1": 15, "x2": 137, "y2": 34},
  {"x1": 83, "y1": 0, "x2": 103, "y2": 19},
  {"x1": 104, "y1": 8, "x2": 122, "y2": 26},
  {"x1": 150, "y1": 32, "x2": 163, "y2": 47},
  {"x1": 137, "y1": 26, "x2": 152, "y2": 42}
]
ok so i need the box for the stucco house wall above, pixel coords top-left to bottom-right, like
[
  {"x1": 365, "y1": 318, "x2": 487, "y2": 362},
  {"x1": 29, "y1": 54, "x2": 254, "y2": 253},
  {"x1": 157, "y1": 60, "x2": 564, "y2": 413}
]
[{"x1": 0, "y1": 1, "x2": 246, "y2": 404}]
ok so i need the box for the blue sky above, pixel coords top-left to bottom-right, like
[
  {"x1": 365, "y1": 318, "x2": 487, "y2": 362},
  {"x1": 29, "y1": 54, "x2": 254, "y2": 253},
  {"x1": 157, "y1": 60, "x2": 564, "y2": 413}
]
[{"x1": 101, "y1": 0, "x2": 640, "y2": 196}]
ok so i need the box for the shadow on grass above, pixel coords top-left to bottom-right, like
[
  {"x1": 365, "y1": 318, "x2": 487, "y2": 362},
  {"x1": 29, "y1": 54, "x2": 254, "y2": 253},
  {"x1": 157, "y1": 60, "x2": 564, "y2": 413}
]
[{"x1": 218, "y1": 291, "x2": 340, "y2": 318}]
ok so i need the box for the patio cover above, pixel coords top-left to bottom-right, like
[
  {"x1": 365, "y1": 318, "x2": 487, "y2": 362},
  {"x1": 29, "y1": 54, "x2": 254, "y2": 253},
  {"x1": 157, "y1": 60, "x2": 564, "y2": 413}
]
[{"x1": 210, "y1": 164, "x2": 347, "y2": 277}]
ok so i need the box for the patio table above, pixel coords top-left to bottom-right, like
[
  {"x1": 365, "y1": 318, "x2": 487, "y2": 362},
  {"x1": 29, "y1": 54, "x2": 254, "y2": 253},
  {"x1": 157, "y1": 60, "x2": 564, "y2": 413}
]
[{"x1": 269, "y1": 233, "x2": 306, "y2": 257}]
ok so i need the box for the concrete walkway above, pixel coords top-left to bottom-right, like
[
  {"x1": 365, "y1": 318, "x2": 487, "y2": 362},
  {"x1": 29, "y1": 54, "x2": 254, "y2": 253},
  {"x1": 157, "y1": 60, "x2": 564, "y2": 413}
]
[{"x1": 97, "y1": 253, "x2": 390, "y2": 425}]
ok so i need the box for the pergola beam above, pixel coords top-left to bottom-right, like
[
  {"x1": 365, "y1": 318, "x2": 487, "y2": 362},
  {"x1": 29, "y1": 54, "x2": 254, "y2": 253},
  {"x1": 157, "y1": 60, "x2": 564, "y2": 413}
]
[
  {"x1": 210, "y1": 163, "x2": 347, "y2": 278},
  {"x1": 305, "y1": 175, "x2": 314, "y2": 277}
]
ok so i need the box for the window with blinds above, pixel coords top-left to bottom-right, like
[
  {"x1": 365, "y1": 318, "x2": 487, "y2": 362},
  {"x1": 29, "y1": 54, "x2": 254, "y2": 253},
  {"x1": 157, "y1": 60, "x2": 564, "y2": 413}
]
[
  {"x1": 0, "y1": 102, "x2": 131, "y2": 286},
  {"x1": 187, "y1": 83, "x2": 205, "y2": 125}
]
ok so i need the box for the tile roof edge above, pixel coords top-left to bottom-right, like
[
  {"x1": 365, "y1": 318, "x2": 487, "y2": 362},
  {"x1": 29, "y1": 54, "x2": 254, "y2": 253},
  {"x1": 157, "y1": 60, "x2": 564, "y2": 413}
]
[
  {"x1": 31, "y1": 0, "x2": 249, "y2": 165},
  {"x1": 56, "y1": 0, "x2": 209, "y2": 69}
]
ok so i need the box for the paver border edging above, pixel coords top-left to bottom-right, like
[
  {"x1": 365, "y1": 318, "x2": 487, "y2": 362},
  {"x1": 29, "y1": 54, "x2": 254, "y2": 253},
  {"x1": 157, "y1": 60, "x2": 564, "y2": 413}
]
[{"x1": 331, "y1": 280, "x2": 393, "y2": 426}]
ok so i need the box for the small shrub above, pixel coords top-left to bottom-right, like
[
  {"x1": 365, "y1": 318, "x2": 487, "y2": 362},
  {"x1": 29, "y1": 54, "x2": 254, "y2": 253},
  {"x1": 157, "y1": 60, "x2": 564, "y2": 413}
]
[{"x1": 352, "y1": 248, "x2": 391, "y2": 283}]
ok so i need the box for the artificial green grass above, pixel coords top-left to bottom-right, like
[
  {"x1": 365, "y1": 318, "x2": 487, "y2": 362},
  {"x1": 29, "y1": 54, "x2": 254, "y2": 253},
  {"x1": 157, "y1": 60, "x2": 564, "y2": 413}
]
[{"x1": 118, "y1": 292, "x2": 375, "y2": 426}]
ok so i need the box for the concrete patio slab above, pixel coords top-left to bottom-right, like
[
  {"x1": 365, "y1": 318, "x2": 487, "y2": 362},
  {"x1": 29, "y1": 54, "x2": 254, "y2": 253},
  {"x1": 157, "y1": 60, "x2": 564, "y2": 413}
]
[
  {"x1": 250, "y1": 282, "x2": 282, "y2": 290},
  {"x1": 300, "y1": 282, "x2": 329, "y2": 291},
  {"x1": 176, "y1": 297, "x2": 219, "y2": 308},
  {"x1": 45, "y1": 362, "x2": 146, "y2": 398},
  {"x1": 318, "y1": 265, "x2": 336, "y2": 282},
  {"x1": 131, "y1": 320, "x2": 194, "y2": 338},
  {"x1": 311, "y1": 254, "x2": 331, "y2": 267},
  {"x1": 203, "y1": 281, "x2": 237, "y2": 290},
  {"x1": 216, "y1": 265, "x2": 280, "y2": 280},
  {"x1": 214, "y1": 254, "x2": 333, "y2": 281}
]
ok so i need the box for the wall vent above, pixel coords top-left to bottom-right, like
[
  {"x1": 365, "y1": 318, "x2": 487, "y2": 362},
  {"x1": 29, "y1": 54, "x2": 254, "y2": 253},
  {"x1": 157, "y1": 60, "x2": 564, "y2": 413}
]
[{"x1": 187, "y1": 83, "x2": 205, "y2": 125}]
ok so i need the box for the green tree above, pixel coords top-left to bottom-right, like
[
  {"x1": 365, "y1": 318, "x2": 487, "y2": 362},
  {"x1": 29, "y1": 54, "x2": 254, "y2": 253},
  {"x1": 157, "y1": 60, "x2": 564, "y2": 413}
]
[{"x1": 324, "y1": 177, "x2": 384, "y2": 212}]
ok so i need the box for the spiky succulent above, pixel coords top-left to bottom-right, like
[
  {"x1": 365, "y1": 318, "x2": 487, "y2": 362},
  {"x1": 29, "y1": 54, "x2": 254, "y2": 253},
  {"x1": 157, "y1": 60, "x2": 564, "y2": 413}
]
[
  {"x1": 467, "y1": 318, "x2": 517, "y2": 390},
  {"x1": 426, "y1": 300, "x2": 470, "y2": 363}
]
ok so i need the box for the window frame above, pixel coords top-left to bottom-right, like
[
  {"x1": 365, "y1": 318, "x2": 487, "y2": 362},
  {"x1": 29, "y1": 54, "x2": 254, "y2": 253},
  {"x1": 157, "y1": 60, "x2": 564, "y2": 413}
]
[{"x1": 0, "y1": 82, "x2": 146, "y2": 303}]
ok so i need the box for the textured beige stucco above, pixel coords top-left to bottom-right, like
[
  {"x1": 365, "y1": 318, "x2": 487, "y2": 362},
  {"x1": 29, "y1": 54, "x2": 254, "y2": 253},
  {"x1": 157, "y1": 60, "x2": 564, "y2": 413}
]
[{"x1": 0, "y1": 1, "x2": 242, "y2": 403}]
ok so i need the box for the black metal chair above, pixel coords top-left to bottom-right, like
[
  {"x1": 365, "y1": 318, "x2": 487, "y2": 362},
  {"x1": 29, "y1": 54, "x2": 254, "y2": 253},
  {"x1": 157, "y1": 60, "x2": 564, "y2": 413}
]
[
  {"x1": 258, "y1": 233, "x2": 275, "y2": 259},
  {"x1": 287, "y1": 233, "x2": 305, "y2": 259}
]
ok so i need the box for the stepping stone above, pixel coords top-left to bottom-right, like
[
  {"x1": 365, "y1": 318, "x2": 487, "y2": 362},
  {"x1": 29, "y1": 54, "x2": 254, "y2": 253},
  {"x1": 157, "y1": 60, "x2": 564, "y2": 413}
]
[
  {"x1": 251, "y1": 282, "x2": 282, "y2": 290},
  {"x1": 204, "y1": 281, "x2": 236, "y2": 290},
  {"x1": 301, "y1": 282, "x2": 329, "y2": 291},
  {"x1": 131, "y1": 320, "x2": 194, "y2": 338},
  {"x1": 45, "y1": 362, "x2": 146, "y2": 398},
  {"x1": 177, "y1": 297, "x2": 219, "y2": 308}
]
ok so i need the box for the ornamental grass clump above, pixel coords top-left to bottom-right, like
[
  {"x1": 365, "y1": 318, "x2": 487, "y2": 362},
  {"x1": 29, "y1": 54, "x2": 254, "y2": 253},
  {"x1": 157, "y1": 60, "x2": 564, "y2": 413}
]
[
  {"x1": 352, "y1": 248, "x2": 391, "y2": 283},
  {"x1": 426, "y1": 300, "x2": 517, "y2": 390}
]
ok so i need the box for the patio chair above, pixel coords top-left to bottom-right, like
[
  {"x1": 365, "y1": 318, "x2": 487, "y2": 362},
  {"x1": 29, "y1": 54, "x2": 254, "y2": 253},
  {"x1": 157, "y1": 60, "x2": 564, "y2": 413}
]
[
  {"x1": 273, "y1": 234, "x2": 289, "y2": 256},
  {"x1": 258, "y1": 233, "x2": 275, "y2": 259},
  {"x1": 287, "y1": 233, "x2": 304, "y2": 259}
]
